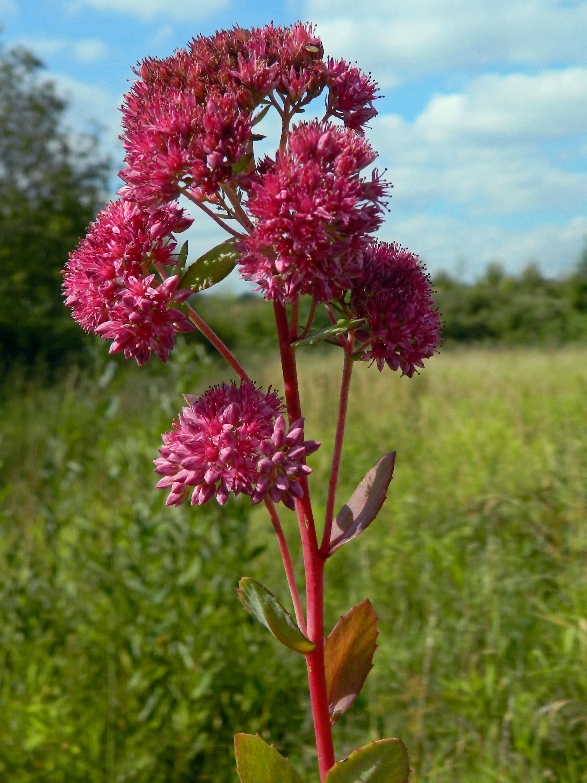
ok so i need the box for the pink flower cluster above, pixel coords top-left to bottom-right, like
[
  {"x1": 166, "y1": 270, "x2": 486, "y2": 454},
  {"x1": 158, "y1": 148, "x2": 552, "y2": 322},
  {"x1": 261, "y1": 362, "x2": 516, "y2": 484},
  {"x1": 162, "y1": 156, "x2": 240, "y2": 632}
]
[
  {"x1": 118, "y1": 23, "x2": 380, "y2": 207},
  {"x1": 349, "y1": 242, "x2": 442, "y2": 377},
  {"x1": 63, "y1": 200, "x2": 194, "y2": 364},
  {"x1": 238, "y1": 121, "x2": 387, "y2": 304},
  {"x1": 154, "y1": 382, "x2": 320, "y2": 509}
]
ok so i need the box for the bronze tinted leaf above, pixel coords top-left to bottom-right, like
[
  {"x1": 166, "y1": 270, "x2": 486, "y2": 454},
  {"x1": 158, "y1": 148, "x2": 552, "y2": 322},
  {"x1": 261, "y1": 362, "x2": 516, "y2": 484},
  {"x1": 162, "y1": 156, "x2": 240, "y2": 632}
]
[
  {"x1": 325, "y1": 600, "x2": 378, "y2": 723},
  {"x1": 329, "y1": 453, "x2": 396, "y2": 554}
]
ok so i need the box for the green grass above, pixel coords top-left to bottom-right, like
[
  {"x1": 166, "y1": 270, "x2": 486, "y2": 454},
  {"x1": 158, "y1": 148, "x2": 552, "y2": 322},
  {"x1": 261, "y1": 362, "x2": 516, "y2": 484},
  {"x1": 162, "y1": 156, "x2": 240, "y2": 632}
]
[{"x1": 1, "y1": 345, "x2": 586, "y2": 782}]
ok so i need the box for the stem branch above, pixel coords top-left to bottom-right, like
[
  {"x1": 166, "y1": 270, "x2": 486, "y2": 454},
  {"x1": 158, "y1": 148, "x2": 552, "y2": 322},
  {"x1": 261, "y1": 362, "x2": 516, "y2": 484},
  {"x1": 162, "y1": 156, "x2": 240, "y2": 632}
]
[
  {"x1": 264, "y1": 498, "x2": 307, "y2": 635},
  {"x1": 321, "y1": 348, "x2": 354, "y2": 553},
  {"x1": 186, "y1": 304, "x2": 249, "y2": 382}
]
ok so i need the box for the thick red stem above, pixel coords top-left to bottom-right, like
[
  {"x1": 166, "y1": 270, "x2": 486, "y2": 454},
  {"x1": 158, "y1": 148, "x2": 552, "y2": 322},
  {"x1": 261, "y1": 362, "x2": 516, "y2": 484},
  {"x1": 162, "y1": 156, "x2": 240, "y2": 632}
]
[{"x1": 273, "y1": 300, "x2": 335, "y2": 781}]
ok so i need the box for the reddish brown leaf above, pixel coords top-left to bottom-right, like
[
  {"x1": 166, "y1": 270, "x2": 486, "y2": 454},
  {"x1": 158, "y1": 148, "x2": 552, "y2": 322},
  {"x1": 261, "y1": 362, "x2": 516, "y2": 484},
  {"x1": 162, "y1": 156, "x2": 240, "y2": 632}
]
[
  {"x1": 329, "y1": 452, "x2": 396, "y2": 554},
  {"x1": 324, "y1": 600, "x2": 379, "y2": 724}
]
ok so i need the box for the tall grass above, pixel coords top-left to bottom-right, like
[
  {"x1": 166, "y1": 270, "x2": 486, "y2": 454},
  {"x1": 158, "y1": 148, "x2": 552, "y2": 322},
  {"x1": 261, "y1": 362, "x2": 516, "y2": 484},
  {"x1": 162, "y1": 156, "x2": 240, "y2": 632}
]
[{"x1": 1, "y1": 346, "x2": 586, "y2": 782}]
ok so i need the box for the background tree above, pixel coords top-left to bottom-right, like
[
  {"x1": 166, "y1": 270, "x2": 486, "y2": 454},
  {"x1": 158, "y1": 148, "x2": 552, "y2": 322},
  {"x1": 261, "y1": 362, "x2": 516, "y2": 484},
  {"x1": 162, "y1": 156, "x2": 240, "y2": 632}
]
[{"x1": 0, "y1": 42, "x2": 109, "y2": 370}]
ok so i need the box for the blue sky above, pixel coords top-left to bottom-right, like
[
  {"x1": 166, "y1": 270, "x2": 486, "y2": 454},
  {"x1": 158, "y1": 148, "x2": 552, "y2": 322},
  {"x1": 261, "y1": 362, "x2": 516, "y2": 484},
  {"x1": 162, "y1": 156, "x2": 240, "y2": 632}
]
[{"x1": 3, "y1": 0, "x2": 587, "y2": 282}]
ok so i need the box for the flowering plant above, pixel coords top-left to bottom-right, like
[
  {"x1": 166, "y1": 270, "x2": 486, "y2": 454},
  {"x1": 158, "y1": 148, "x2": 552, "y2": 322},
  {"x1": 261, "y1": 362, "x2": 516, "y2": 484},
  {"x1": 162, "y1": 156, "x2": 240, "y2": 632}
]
[{"x1": 64, "y1": 22, "x2": 441, "y2": 783}]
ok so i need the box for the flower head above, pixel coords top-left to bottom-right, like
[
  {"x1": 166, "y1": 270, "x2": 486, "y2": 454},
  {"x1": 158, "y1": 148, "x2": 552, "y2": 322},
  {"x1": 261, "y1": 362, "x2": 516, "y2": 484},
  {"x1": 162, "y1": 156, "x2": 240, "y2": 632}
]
[
  {"x1": 349, "y1": 241, "x2": 442, "y2": 377},
  {"x1": 63, "y1": 200, "x2": 194, "y2": 364},
  {"x1": 326, "y1": 59, "x2": 380, "y2": 132},
  {"x1": 118, "y1": 23, "x2": 329, "y2": 207},
  {"x1": 238, "y1": 121, "x2": 388, "y2": 304},
  {"x1": 154, "y1": 382, "x2": 320, "y2": 508}
]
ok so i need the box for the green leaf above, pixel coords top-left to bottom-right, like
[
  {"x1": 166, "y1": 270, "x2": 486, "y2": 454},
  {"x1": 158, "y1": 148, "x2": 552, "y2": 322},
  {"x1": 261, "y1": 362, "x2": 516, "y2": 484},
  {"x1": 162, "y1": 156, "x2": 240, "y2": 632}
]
[
  {"x1": 291, "y1": 318, "x2": 367, "y2": 347},
  {"x1": 324, "y1": 739, "x2": 410, "y2": 783},
  {"x1": 235, "y1": 733, "x2": 304, "y2": 783},
  {"x1": 325, "y1": 600, "x2": 379, "y2": 724},
  {"x1": 232, "y1": 152, "x2": 254, "y2": 175},
  {"x1": 179, "y1": 238, "x2": 239, "y2": 293},
  {"x1": 252, "y1": 103, "x2": 272, "y2": 126},
  {"x1": 176, "y1": 240, "x2": 189, "y2": 269},
  {"x1": 329, "y1": 453, "x2": 396, "y2": 554},
  {"x1": 237, "y1": 577, "x2": 315, "y2": 654}
]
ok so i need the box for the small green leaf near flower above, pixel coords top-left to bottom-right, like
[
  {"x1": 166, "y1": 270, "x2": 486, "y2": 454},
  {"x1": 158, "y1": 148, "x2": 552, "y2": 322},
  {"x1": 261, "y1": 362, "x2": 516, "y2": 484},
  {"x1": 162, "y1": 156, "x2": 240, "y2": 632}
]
[
  {"x1": 237, "y1": 577, "x2": 315, "y2": 654},
  {"x1": 291, "y1": 318, "x2": 366, "y2": 347},
  {"x1": 176, "y1": 240, "x2": 189, "y2": 269},
  {"x1": 179, "y1": 238, "x2": 239, "y2": 293}
]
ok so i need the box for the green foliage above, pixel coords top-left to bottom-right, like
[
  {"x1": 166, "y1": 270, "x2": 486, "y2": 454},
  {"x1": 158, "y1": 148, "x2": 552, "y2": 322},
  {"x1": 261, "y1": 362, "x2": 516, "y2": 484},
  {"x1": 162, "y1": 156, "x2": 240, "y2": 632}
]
[
  {"x1": 237, "y1": 578, "x2": 315, "y2": 654},
  {"x1": 324, "y1": 740, "x2": 410, "y2": 783},
  {"x1": 1, "y1": 347, "x2": 587, "y2": 782},
  {"x1": 234, "y1": 733, "x2": 303, "y2": 783},
  {"x1": 0, "y1": 42, "x2": 109, "y2": 370},
  {"x1": 433, "y1": 252, "x2": 587, "y2": 345}
]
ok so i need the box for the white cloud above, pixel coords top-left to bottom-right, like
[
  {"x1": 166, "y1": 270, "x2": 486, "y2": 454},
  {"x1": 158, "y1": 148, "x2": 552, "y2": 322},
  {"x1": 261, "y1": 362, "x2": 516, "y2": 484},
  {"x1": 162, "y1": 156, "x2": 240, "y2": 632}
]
[
  {"x1": 0, "y1": 0, "x2": 17, "y2": 14},
  {"x1": 366, "y1": 66, "x2": 587, "y2": 221},
  {"x1": 74, "y1": 0, "x2": 229, "y2": 22},
  {"x1": 73, "y1": 38, "x2": 108, "y2": 63},
  {"x1": 52, "y1": 74, "x2": 123, "y2": 165},
  {"x1": 415, "y1": 69, "x2": 587, "y2": 143},
  {"x1": 380, "y1": 213, "x2": 587, "y2": 279},
  {"x1": 15, "y1": 36, "x2": 108, "y2": 65},
  {"x1": 359, "y1": 65, "x2": 587, "y2": 275},
  {"x1": 308, "y1": 0, "x2": 587, "y2": 85}
]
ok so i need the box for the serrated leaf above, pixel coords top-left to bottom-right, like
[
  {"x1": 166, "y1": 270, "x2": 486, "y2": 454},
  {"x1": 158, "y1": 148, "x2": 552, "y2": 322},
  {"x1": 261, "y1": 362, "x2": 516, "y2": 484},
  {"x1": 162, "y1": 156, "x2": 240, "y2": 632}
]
[
  {"x1": 325, "y1": 600, "x2": 378, "y2": 724},
  {"x1": 237, "y1": 577, "x2": 315, "y2": 654},
  {"x1": 324, "y1": 739, "x2": 410, "y2": 783},
  {"x1": 329, "y1": 453, "x2": 396, "y2": 554},
  {"x1": 232, "y1": 152, "x2": 254, "y2": 175},
  {"x1": 176, "y1": 240, "x2": 189, "y2": 269},
  {"x1": 291, "y1": 318, "x2": 366, "y2": 348},
  {"x1": 179, "y1": 238, "x2": 239, "y2": 293},
  {"x1": 235, "y1": 734, "x2": 303, "y2": 783}
]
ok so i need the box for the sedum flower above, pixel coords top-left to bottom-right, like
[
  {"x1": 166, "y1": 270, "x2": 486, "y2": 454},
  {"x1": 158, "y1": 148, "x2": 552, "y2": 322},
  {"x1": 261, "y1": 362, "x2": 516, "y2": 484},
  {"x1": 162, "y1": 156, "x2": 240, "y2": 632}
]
[
  {"x1": 63, "y1": 199, "x2": 194, "y2": 364},
  {"x1": 238, "y1": 121, "x2": 388, "y2": 304},
  {"x1": 349, "y1": 241, "x2": 442, "y2": 377},
  {"x1": 325, "y1": 59, "x2": 380, "y2": 132},
  {"x1": 154, "y1": 382, "x2": 320, "y2": 509}
]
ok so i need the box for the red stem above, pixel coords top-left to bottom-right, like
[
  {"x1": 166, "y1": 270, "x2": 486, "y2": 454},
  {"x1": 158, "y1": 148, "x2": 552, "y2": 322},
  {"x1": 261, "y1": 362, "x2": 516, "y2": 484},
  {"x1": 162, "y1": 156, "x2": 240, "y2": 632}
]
[
  {"x1": 264, "y1": 498, "x2": 307, "y2": 635},
  {"x1": 321, "y1": 349, "x2": 354, "y2": 554},
  {"x1": 273, "y1": 300, "x2": 335, "y2": 781},
  {"x1": 186, "y1": 304, "x2": 249, "y2": 382}
]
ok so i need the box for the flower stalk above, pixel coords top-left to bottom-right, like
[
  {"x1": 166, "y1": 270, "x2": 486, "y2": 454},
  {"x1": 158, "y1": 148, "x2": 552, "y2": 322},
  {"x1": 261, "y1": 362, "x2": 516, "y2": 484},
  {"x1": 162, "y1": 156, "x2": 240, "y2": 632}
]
[{"x1": 62, "y1": 21, "x2": 441, "y2": 783}]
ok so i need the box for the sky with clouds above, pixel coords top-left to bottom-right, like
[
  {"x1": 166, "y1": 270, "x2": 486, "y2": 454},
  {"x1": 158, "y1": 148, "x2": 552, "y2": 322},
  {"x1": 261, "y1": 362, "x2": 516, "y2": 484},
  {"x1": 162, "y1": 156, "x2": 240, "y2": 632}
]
[{"x1": 3, "y1": 0, "x2": 587, "y2": 283}]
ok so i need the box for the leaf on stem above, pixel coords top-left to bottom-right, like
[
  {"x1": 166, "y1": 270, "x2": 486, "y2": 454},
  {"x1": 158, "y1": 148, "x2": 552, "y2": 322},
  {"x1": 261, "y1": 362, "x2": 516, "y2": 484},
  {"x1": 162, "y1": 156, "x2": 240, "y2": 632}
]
[
  {"x1": 237, "y1": 577, "x2": 315, "y2": 654},
  {"x1": 179, "y1": 238, "x2": 239, "y2": 293},
  {"x1": 329, "y1": 452, "x2": 396, "y2": 554},
  {"x1": 324, "y1": 739, "x2": 410, "y2": 783},
  {"x1": 232, "y1": 152, "x2": 254, "y2": 175},
  {"x1": 176, "y1": 240, "x2": 189, "y2": 269},
  {"x1": 235, "y1": 733, "x2": 303, "y2": 783},
  {"x1": 291, "y1": 318, "x2": 366, "y2": 347},
  {"x1": 325, "y1": 600, "x2": 378, "y2": 724}
]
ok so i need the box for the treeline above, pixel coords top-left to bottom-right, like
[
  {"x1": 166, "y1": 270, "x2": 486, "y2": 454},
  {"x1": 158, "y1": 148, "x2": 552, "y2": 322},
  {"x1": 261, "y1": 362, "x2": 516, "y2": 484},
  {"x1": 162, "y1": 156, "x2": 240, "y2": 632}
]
[{"x1": 433, "y1": 254, "x2": 587, "y2": 345}]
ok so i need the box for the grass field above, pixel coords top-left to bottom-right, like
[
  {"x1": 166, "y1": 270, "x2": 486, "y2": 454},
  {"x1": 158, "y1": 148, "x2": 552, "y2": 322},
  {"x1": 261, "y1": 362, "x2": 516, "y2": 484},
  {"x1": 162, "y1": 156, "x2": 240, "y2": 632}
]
[{"x1": 1, "y1": 345, "x2": 586, "y2": 782}]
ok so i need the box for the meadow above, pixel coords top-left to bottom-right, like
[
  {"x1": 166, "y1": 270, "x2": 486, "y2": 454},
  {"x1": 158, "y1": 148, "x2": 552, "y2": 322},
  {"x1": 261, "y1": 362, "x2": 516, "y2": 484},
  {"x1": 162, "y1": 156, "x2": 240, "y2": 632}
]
[{"x1": 1, "y1": 343, "x2": 586, "y2": 782}]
